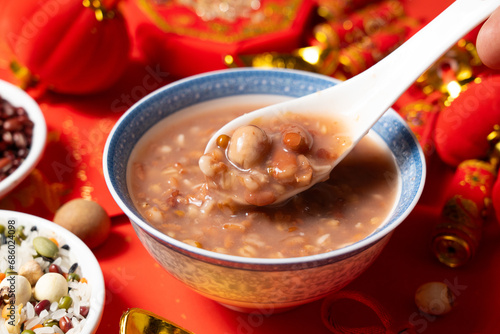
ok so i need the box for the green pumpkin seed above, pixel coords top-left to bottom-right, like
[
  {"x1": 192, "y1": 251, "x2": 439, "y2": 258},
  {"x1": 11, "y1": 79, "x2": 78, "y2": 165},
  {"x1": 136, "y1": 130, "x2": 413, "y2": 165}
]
[{"x1": 33, "y1": 236, "x2": 59, "y2": 258}]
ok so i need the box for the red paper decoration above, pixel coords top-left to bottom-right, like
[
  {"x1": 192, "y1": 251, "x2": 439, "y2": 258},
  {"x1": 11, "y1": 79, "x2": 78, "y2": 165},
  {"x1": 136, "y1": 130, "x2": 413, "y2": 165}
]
[{"x1": 3, "y1": 0, "x2": 131, "y2": 94}]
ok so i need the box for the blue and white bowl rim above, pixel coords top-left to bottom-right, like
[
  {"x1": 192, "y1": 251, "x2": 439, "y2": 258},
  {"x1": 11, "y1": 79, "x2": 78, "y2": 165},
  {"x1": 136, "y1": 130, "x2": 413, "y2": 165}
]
[{"x1": 103, "y1": 68, "x2": 426, "y2": 266}]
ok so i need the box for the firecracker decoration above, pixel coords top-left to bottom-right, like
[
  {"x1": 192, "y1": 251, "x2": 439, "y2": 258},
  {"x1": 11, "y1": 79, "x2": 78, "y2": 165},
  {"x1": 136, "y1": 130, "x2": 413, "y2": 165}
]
[
  {"x1": 397, "y1": 93, "x2": 442, "y2": 158},
  {"x1": 311, "y1": 0, "x2": 405, "y2": 49},
  {"x1": 431, "y1": 157, "x2": 497, "y2": 267},
  {"x1": 414, "y1": 41, "x2": 482, "y2": 103},
  {"x1": 3, "y1": 0, "x2": 131, "y2": 95},
  {"x1": 385, "y1": 22, "x2": 500, "y2": 267},
  {"x1": 396, "y1": 39, "x2": 484, "y2": 160},
  {"x1": 225, "y1": 0, "x2": 418, "y2": 80},
  {"x1": 333, "y1": 18, "x2": 417, "y2": 77},
  {"x1": 315, "y1": 0, "x2": 381, "y2": 21},
  {"x1": 410, "y1": 37, "x2": 500, "y2": 267},
  {"x1": 227, "y1": 45, "x2": 339, "y2": 75}
]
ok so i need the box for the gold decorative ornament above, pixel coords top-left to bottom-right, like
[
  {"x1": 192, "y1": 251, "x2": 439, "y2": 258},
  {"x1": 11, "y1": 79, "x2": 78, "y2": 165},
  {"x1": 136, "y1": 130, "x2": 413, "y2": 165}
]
[{"x1": 120, "y1": 308, "x2": 194, "y2": 334}]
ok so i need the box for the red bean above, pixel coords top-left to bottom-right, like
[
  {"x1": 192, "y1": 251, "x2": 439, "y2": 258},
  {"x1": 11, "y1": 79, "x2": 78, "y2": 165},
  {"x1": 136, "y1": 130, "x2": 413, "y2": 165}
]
[
  {"x1": 3, "y1": 118, "x2": 23, "y2": 131},
  {"x1": 280, "y1": 124, "x2": 313, "y2": 153},
  {"x1": 0, "y1": 157, "x2": 12, "y2": 172},
  {"x1": 34, "y1": 299, "x2": 51, "y2": 315},
  {"x1": 2, "y1": 132, "x2": 13, "y2": 144},
  {"x1": 59, "y1": 316, "x2": 73, "y2": 333},
  {"x1": 80, "y1": 306, "x2": 89, "y2": 317},
  {"x1": 48, "y1": 263, "x2": 62, "y2": 274},
  {"x1": 13, "y1": 132, "x2": 27, "y2": 148}
]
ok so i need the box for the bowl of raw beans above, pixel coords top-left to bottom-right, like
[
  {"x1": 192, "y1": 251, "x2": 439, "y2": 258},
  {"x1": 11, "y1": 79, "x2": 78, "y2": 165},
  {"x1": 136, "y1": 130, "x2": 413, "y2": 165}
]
[
  {"x1": 0, "y1": 79, "x2": 46, "y2": 199},
  {"x1": 0, "y1": 210, "x2": 105, "y2": 333},
  {"x1": 104, "y1": 68, "x2": 426, "y2": 312}
]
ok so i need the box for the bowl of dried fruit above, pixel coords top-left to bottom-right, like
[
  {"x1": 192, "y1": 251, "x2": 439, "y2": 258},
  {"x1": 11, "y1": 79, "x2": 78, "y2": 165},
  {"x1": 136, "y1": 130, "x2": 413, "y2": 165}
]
[
  {"x1": 0, "y1": 79, "x2": 46, "y2": 198},
  {"x1": 104, "y1": 68, "x2": 426, "y2": 312},
  {"x1": 0, "y1": 210, "x2": 105, "y2": 333}
]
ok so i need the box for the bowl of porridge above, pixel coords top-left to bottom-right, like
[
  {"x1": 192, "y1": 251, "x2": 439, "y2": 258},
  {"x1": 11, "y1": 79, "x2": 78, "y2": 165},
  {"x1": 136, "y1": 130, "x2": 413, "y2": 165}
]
[{"x1": 104, "y1": 68, "x2": 426, "y2": 312}]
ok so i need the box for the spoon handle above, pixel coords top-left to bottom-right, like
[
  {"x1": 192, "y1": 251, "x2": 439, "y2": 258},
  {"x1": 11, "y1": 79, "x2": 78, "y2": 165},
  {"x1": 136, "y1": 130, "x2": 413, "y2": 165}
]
[{"x1": 340, "y1": 0, "x2": 500, "y2": 132}]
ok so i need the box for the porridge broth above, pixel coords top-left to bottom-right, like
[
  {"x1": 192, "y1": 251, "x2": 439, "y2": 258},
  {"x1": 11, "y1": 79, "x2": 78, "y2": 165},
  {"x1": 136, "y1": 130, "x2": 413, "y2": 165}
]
[{"x1": 127, "y1": 96, "x2": 400, "y2": 258}]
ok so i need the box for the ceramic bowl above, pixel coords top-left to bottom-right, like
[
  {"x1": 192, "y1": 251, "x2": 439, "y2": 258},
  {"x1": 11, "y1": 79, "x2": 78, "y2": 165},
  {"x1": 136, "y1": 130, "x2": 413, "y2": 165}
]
[
  {"x1": 0, "y1": 79, "x2": 46, "y2": 198},
  {"x1": 104, "y1": 68, "x2": 426, "y2": 312},
  {"x1": 0, "y1": 210, "x2": 105, "y2": 333}
]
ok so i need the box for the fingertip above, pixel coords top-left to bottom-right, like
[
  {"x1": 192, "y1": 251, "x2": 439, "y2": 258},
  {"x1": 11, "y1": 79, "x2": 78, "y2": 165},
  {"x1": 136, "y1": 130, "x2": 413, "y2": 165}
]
[{"x1": 477, "y1": 6, "x2": 500, "y2": 70}]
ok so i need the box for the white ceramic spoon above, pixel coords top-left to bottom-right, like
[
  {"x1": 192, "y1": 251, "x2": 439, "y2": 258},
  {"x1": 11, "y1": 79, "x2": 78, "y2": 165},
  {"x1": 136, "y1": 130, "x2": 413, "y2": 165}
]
[{"x1": 205, "y1": 0, "x2": 500, "y2": 204}]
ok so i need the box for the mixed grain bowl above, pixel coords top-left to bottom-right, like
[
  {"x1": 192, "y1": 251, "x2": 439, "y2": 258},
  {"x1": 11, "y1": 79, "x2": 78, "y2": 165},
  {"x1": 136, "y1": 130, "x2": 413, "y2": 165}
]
[
  {"x1": 104, "y1": 68, "x2": 426, "y2": 311},
  {"x1": 0, "y1": 210, "x2": 104, "y2": 334}
]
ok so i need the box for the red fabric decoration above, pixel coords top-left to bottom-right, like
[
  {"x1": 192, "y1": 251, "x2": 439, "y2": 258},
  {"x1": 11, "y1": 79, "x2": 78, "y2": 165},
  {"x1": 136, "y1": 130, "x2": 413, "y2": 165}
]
[
  {"x1": 320, "y1": 290, "x2": 417, "y2": 334},
  {"x1": 134, "y1": 0, "x2": 316, "y2": 79},
  {"x1": 433, "y1": 74, "x2": 500, "y2": 166},
  {"x1": 3, "y1": 0, "x2": 130, "y2": 94}
]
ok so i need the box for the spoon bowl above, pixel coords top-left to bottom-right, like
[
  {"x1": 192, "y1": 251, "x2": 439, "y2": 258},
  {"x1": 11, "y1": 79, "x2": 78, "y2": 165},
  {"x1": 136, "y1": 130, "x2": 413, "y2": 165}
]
[{"x1": 204, "y1": 0, "x2": 500, "y2": 205}]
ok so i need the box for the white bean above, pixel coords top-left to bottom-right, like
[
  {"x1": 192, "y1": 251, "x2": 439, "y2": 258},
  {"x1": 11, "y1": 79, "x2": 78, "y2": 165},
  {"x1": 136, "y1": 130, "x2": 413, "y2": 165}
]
[{"x1": 33, "y1": 273, "x2": 68, "y2": 303}]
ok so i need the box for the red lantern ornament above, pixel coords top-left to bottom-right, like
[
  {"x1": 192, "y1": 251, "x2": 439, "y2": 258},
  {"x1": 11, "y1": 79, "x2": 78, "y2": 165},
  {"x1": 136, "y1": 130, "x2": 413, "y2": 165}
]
[
  {"x1": 3, "y1": 0, "x2": 130, "y2": 95},
  {"x1": 433, "y1": 74, "x2": 500, "y2": 166}
]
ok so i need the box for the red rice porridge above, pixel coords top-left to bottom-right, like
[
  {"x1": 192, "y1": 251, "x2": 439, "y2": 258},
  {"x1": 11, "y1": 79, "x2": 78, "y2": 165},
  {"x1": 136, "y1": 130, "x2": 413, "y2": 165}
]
[{"x1": 127, "y1": 96, "x2": 400, "y2": 258}]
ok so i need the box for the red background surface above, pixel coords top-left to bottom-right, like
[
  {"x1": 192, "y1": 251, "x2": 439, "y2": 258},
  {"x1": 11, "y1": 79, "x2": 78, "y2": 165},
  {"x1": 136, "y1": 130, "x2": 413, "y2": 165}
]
[{"x1": 2, "y1": 0, "x2": 500, "y2": 333}]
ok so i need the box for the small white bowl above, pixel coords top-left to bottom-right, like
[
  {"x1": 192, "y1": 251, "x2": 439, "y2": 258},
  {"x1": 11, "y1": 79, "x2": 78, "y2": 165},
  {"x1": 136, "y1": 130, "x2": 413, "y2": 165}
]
[
  {"x1": 0, "y1": 79, "x2": 46, "y2": 198},
  {"x1": 0, "y1": 210, "x2": 105, "y2": 333}
]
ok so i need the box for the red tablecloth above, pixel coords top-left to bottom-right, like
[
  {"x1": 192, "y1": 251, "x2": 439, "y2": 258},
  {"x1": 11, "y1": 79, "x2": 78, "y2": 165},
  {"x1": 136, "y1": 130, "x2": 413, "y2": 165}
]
[{"x1": 2, "y1": 0, "x2": 500, "y2": 333}]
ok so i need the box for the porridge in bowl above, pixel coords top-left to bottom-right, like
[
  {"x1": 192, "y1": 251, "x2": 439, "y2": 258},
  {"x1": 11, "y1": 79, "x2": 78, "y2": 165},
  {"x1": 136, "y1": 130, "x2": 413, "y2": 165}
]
[{"x1": 127, "y1": 96, "x2": 400, "y2": 259}]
